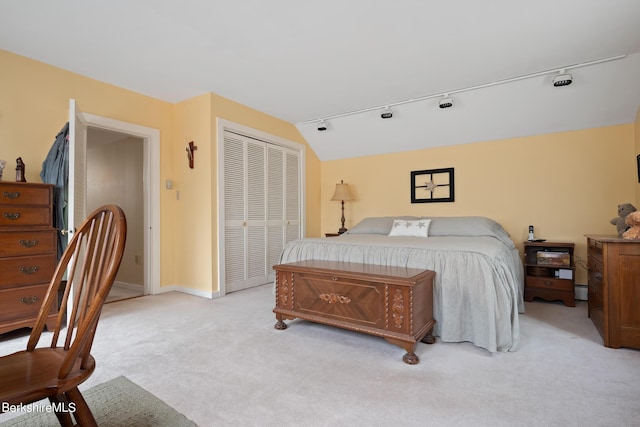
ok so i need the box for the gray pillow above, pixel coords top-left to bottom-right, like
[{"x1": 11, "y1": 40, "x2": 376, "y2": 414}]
[
  {"x1": 346, "y1": 216, "x2": 419, "y2": 235},
  {"x1": 421, "y1": 216, "x2": 514, "y2": 246}
]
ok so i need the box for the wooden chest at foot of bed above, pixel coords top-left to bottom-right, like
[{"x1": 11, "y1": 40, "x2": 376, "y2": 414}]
[{"x1": 273, "y1": 260, "x2": 435, "y2": 364}]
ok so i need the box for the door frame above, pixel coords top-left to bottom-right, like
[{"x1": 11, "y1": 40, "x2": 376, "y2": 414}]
[
  {"x1": 216, "y1": 118, "x2": 306, "y2": 297},
  {"x1": 84, "y1": 113, "x2": 161, "y2": 295}
]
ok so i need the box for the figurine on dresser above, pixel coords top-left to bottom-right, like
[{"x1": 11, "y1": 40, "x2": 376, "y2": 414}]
[{"x1": 15, "y1": 157, "x2": 26, "y2": 182}]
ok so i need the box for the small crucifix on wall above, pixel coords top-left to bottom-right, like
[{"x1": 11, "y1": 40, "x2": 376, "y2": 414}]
[{"x1": 186, "y1": 141, "x2": 198, "y2": 169}]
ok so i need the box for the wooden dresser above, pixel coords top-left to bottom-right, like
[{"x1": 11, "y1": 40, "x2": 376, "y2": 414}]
[
  {"x1": 585, "y1": 235, "x2": 640, "y2": 349},
  {"x1": 0, "y1": 182, "x2": 58, "y2": 335},
  {"x1": 273, "y1": 260, "x2": 435, "y2": 364}
]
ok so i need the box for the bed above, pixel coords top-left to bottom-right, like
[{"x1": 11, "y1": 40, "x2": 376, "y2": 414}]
[{"x1": 278, "y1": 216, "x2": 525, "y2": 353}]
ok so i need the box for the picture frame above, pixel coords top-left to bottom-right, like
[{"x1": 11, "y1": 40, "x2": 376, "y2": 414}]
[{"x1": 411, "y1": 167, "x2": 455, "y2": 203}]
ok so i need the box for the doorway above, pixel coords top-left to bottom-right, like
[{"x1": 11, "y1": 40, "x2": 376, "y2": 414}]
[
  {"x1": 87, "y1": 128, "x2": 144, "y2": 302},
  {"x1": 81, "y1": 112, "x2": 161, "y2": 299}
]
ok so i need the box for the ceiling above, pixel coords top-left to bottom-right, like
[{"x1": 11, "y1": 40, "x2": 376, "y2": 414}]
[{"x1": 2, "y1": 1, "x2": 640, "y2": 160}]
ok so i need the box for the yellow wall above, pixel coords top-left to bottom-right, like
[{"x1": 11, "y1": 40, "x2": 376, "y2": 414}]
[
  {"x1": 171, "y1": 93, "x2": 320, "y2": 294},
  {"x1": 0, "y1": 49, "x2": 176, "y2": 288},
  {"x1": 0, "y1": 49, "x2": 321, "y2": 295},
  {"x1": 322, "y1": 125, "x2": 637, "y2": 285},
  {"x1": 172, "y1": 94, "x2": 214, "y2": 293},
  {"x1": 3, "y1": 48, "x2": 637, "y2": 292}
]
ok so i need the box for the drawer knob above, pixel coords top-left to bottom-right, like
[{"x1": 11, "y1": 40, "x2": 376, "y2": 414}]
[
  {"x1": 19, "y1": 239, "x2": 39, "y2": 248},
  {"x1": 2, "y1": 191, "x2": 20, "y2": 199},
  {"x1": 19, "y1": 265, "x2": 39, "y2": 275},
  {"x1": 544, "y1": 280, "x2": 552, "y2": 286},
  {"x1": 19, "y1": 296, "x2": 39, "y2": 305},
  {"x1": 3, "y1": 212, "x2": 21, "y2": 220}
]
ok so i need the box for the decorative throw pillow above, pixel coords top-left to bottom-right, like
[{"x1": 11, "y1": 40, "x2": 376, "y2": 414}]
[
  {"x1": 346, "y1": 216, "x2": 419, "y2": 235},
  {"x1": 388, "y1": 219, "x2": 431, "y2": 237}
]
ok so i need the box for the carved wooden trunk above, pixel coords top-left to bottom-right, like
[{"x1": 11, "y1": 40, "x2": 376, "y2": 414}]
[{"x1": 273, "y1": 260, "x2": 435, "y2": 364}]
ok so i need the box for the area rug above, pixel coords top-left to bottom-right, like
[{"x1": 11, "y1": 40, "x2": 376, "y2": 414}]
[{"x1": 0, "y1": 376, "x2": 197, "y2": 427}]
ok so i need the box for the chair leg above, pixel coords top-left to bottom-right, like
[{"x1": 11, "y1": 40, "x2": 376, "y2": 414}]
[
  {"x1": 65, "y1": 387, "x2": 97, "y2": 427},
  {"x1": 49, "y1": 395, "x2": 74, "y2": 427}
]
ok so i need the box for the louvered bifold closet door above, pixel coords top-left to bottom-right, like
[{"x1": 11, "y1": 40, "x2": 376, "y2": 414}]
[
  {"x1": 223, "y1": 130, "x2": 301, "y2": 292},
  {"x1": 223, "y1": 134, "x2": 247, "y2": 291},
  {"x1": 266, "y1": 146, "x2": 285, "y2": 281},
  {"x1": 246, "y1": 141, "x2": 268, "y2": 289},
  {"x1": 285, "y1": 151, "x2": 300, "y2": 243}
]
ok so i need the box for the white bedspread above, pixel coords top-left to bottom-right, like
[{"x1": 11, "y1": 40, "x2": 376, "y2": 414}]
[{"x1": 279, "y1": 234, "x2": 524, "y2": 352}]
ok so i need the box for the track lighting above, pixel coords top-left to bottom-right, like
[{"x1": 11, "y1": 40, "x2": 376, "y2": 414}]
[
  {"x1": 317, "y1": 120, "x2": 328, "y2": 131},
  {"x1": 298, "y1": 55, "x2": 624, "y2": 125},
  {"x1": 553, "y1": 70, "x2": 573, "y2": 87},
  {"x1": 380, "y1": 107, "x2": 393, "y2": 119},
  {"x1": 439, "y1": 95, "x2": 453, "y2": 109}
]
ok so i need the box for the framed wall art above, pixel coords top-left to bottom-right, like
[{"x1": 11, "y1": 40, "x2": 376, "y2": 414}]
[{"x1": 411, "y1": 167, "x2": 455, "y2": 203}]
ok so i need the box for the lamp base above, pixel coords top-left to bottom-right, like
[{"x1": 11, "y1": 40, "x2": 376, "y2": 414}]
[{"x1": 338, "y1": 228, "x2": 347, "y2": 234}]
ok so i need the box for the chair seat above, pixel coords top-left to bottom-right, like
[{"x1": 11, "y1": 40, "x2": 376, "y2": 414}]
[{"x1": 0, "y1": 348, "x2": 95, "y2": 407}]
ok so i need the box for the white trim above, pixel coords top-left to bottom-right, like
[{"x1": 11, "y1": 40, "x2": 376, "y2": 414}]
[
  {"x1": 155, "y1": 285, "x2": 220, "y2": 299},
  {"x1": 216, "y1": 118, "x2": 306, "y2": 297},
  {"x1": 84, "y1": 113, "x2": 161, "y2": 296},
  {"x1": 112, "y1": 281, "x2": 143, "y2": 291}
]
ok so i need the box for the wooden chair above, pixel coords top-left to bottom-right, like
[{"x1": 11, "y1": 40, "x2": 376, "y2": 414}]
[{"x1": 0, "y1": 205, "x2": 127, "y2": 426}]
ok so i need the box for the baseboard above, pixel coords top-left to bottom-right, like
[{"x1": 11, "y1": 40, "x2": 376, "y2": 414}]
[
  {"x1": 155, "y1": 285, "x2": 220, "y2": 299},
  {"x1": 113, "y1": 281, "x2": 143, "y2": 291},
  {"x1": 575, "y1": 283, "x2": 588, "y2": 301}
]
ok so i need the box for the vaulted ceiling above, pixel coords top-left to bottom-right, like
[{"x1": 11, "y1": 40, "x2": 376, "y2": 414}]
[{"x1": 2, "y1": 1, "x2": 640, "y2": 160}]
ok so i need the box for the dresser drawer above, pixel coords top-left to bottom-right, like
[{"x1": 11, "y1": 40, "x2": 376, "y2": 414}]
[
  {"x1": 0, "y1": 183, "x2": 52, "y2": 206},
  {"x1": 526, "y1": 276, "x2": 574, "y2": 291},
  {"x1": 0, "y1": 230, "x2": 57, "y2": 256},
  {"x1": 0, "y1": 283, "x2": 56, "y2": 324},
  {"x1": 294, "y1": 272, "x2": 385, "y2": 329},
  {"x1": 587, "y1": 257, "x2": 604, "y2": 293},
  {"x1": 0, "y1": 206, "x2": 53, "y2": 227},
  {"x1": 587, "y1": 238, "x2": 603, "y2": 264},
  {"x1": 0, "y1": 255, "x2": 56, "y2": 289}
]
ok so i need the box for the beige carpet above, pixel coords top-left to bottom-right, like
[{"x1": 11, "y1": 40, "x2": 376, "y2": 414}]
[
  {"x1": 0, "y1": 284, "x2": 638, "y2": 426},
  {"x1": 0, "y1": 376, "x2": 197, "y2": 427}
]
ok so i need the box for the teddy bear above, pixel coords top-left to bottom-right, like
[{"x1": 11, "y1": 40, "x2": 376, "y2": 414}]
[
  {"x1": 610, "y1": 203, "x2": 637, "y2": 237},
  {"x1": 622, "y1": 211, "x2": 640, "y2": 240}
]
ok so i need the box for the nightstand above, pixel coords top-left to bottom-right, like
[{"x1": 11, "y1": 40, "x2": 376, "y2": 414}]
[
  {"x1": 523, "y1": 241, "x2": 575, "y2": 307},
  {"x1": 325, "y1": 233, "x2": 340, "y2": 237}
]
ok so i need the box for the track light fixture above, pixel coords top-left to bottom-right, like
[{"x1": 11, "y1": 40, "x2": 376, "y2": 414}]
[
  {"x1": 553, "y1": 70, "x2": 573, "y2": 87},
  {"x1": 300, "y1": 54, "x2": 624, "y2": 126},
  {"x1": 317, "y1": 120, "x2": 328, "y2": 131},
  {"x1": 439, "y1": 95, "x2": 453, "y2": 109}
]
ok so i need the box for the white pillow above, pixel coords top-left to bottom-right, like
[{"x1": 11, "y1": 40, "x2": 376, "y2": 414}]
[{"x1": 388, "y1": 219, "x2": 431, "y2": 237}]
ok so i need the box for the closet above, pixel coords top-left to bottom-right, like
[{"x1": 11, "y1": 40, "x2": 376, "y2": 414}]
[{"x1": 222, "y1": 130, "x2": 302, "y2": 293}]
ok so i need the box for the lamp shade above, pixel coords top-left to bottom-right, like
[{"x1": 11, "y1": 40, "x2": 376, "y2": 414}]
[{"x1": 330, "y1": 181, "x2": 354, "y2": 201}]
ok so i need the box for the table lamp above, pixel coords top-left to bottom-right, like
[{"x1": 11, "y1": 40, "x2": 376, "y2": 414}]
[{"x1": 330, "y1": 180, "x2": 354, "y2": 234}]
